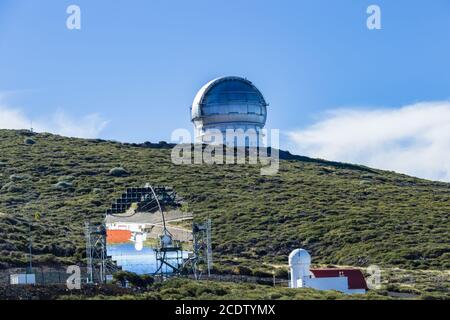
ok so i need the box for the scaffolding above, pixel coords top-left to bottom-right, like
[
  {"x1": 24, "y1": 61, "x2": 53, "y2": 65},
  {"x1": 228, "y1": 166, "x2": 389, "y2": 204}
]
[
  {"x1": 154, "y1": 240, "x2": 184, "y2": 276},
  {"x1": 84, "y1": 222, "x2": 118, "y2": 284},
  {"x1": 189, "y1": 218, "x2": 213, "y2": 279}
]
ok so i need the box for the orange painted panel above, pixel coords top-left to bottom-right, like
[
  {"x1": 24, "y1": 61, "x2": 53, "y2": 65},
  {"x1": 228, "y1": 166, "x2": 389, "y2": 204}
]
[{"x1": 107, "y1": 230, "x2": 132, "y2": 244}]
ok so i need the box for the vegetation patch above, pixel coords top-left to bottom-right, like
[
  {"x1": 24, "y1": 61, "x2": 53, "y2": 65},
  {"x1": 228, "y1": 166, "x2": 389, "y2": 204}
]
[
  {"x1": 53, "y1": 181, "x2": 74, "y2": 191},
  {"x1": 24, "y1": 138, "x2": 36, "y2": 145},
  {"x1": 109, "y1": 167, "x2": 129, "y2": 177}
]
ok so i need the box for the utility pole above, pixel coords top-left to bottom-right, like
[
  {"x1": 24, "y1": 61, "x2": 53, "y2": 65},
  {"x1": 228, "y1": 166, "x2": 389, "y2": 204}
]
[
  {"x1": 27, "y1": 217, "x2": 33, "y2": 274},
  {"x1": 206, "y1": 218, "x2": 213, "y2": 277},
  {"x1": 85, "y1": 221, "x2": 93, "y2": 284}
]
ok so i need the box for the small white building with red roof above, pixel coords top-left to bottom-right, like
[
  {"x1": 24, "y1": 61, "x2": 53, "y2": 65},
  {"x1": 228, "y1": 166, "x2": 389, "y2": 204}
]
[{"x1": 289, "y1": 249, "x2": 368, "y2": 294}]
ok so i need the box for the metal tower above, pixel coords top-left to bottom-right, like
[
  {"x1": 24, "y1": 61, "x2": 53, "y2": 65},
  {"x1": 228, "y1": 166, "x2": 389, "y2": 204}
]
[
  {"x1": 189, "y1": 218, "x2": 213, "y2": 279},
  {"x1": 84, "y1": 222, "x2": 110, "y2": 284}
]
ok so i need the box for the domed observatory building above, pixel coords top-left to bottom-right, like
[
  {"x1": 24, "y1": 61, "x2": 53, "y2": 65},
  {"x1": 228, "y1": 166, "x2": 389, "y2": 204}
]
[
  {"x1": 191, "y1": 76, "x2": 268, "y2": 146},
  {"x1": 289, "y1": 248, "x2": 368, "y2": 294}
]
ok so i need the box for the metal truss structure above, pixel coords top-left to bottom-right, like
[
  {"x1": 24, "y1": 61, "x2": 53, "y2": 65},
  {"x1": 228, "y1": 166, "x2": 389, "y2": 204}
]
[{"x1": 186, "y1": 218, "x2": 213, "y2": 279}]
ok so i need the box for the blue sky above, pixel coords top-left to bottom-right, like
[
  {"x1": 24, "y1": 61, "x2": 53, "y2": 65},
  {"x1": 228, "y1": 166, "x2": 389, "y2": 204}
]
[{"x1": 1, "y1": 0, "x2": 450, "y2": 181}]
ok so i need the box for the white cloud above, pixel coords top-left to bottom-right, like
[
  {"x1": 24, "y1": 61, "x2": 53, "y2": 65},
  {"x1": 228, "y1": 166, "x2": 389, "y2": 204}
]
[
  {"x1": 0, "y1": 103, "x2": 109, "y2": 139},
  {"x1": 40, "y1": 111, "x2": 109, "y2": 139},
  {"x1": 286, "y1": 101, "x2": 450, "y2": 182},
  {"x1": 0, "y1": 106, "x2": 30, "y2": 130}
]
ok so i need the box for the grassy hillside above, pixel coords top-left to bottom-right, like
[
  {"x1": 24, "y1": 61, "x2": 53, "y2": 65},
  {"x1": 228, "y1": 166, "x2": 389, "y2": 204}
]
[{"x1": 0, "y1": 129, "x2": 449, "y2": 275}]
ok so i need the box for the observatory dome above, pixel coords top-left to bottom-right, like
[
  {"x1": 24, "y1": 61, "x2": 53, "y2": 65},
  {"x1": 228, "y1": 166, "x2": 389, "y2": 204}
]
[
  {"x1": 289, "y1": 248, "x2": 311, "y2": 266},
  {"x1": 191, "y1": 76, "x2": 268, "y2": 144}
]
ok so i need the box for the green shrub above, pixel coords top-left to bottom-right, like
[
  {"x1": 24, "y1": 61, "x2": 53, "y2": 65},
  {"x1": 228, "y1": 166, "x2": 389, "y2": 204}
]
[
  {"x1": 232, "y1": 265, "x2": 253, "y2": 276},
  {"x1": 1, "y1": 182, "x2": 25, "y2": 193},
  {"x1": 9, "y1": 174, "x2": 31, "y2": 182},
  {"x1": 92, "y1": 188, "x2": 104, "y2": 195},
  {"x1": 113, "y1": 271, "x2": 154, "y2": 289},
  {"x1": 274, "y1": 268, "x2": 289, "y2": 279},
  {"x1": 109, "y1": 167, "x2": 129, "y2": 177},
  {"x1": 253, "y1": 269, "x2": 273, "y2": 278},
  {"x1": 53, "y1": 181, "x2": 74, "y2": 191},
  {"x1": 420, "y1": 293, "x2": 447, "y2": 300},
  {"x1": 24, "y1": 138, "x2": 36, "y2": 145},
  {"x1": 58, "y1": 175, "x2": 75, "y2": 182},
  {"x1": 0, "y1": 182, "x2": 12, "y2": 192}
]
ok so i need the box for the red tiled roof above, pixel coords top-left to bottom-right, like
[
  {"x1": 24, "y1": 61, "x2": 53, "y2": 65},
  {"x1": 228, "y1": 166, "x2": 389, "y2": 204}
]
[{"x1": 310, "y1": 269, "x2": 368, "y2": 290}]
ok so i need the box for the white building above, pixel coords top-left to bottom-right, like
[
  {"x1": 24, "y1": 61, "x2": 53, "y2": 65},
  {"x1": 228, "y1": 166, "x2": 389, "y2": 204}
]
[
  {"x1": 289, "y1": 249, "x2": 367, "y2": 294},
  {"x1": 10, "y1": 273, "x2": 36, "y2": 285}
]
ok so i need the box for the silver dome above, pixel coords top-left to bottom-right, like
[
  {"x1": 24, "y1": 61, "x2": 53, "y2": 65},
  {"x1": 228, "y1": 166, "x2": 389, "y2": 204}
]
[{"x1": 191, "y1": 76, "x2": 268, "y2": 134}]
